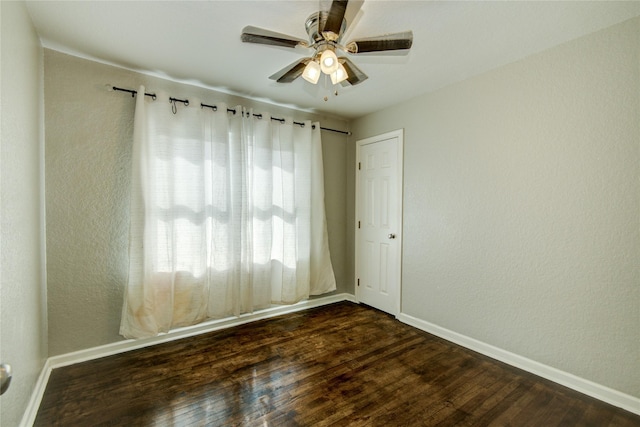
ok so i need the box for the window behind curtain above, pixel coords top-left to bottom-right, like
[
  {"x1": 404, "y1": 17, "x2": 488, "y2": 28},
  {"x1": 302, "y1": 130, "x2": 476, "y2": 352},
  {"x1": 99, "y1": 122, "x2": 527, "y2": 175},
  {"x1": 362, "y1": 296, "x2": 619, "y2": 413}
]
[{"x1": 120, "y1": 88, "x2": 336, "y2": 339}]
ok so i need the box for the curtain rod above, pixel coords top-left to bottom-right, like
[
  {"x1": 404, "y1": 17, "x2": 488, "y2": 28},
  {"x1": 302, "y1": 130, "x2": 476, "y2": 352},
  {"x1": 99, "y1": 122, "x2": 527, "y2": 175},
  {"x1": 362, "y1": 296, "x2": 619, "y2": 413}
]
[{"x1": 111, "y1": 86, "x2": 351, "y2": 136}]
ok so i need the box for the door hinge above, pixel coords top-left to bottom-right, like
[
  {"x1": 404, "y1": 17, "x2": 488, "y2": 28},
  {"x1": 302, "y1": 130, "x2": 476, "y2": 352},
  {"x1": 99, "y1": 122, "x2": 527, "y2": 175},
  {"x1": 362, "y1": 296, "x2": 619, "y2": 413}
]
[
  {"x1": 358, "y1": 162, "x2": 361, "y2": 170},
  {"x1": 358, "y1": 221, "x2": 361, "y2": 229},
  {"x1": 357, "y1": 278, "x2": 360, "y2": 287}
]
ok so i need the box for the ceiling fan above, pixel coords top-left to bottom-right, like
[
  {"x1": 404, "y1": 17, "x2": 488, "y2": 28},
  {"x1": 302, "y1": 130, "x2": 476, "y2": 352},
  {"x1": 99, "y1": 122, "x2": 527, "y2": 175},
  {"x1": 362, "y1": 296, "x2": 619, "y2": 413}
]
[{"x1": 241, "y1": 0, "x2": 413, "y2": 87}]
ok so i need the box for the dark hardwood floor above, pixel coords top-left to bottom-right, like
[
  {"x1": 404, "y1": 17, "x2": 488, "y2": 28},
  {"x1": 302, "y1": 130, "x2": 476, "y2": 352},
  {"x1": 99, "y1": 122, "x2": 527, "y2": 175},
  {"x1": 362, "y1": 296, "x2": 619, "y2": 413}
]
[{"x1": 35, "y1": 302, "x2": 639, "y2": 426}]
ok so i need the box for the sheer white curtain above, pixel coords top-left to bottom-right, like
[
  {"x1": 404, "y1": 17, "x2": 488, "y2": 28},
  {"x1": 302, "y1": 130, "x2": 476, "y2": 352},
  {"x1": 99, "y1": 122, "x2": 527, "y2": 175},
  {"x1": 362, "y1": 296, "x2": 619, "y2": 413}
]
[{"x1": 120, "y1": 86, "x2": 336, "y2": 339}]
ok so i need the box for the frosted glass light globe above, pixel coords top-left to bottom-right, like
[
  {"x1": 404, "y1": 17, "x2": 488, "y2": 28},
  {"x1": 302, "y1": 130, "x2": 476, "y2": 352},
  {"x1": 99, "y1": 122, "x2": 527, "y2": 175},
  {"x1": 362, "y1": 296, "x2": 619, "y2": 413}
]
[
  {"x1": 330, "y1": 63, "x2": 348, "y2": 84},
  {"x1": 320, "y1": 49, "x2": 339, "y2": 74},
  {"x1": 302, "y1": 60, "x2": 321, "y2": 84}
]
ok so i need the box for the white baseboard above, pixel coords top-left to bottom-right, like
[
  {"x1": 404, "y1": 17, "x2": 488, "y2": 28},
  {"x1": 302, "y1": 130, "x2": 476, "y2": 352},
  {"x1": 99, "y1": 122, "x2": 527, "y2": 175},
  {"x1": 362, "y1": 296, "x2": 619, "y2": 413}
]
[
  {"x1": 21, "y1": 293, "x2": 355, "y2": 426},
  {"x1": 397, "y1": 312, "x2": 640, "y2": 416},
  {"x1": 20, "y1": 358, "x2": 54, "y2": 427}
]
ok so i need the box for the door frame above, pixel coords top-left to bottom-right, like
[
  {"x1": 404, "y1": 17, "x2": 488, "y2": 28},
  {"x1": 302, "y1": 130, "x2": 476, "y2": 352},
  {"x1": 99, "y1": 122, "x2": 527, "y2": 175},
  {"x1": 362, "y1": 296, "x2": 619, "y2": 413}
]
[{"x1": 355, "y1": 129, "x2": 404, "y2": 316}]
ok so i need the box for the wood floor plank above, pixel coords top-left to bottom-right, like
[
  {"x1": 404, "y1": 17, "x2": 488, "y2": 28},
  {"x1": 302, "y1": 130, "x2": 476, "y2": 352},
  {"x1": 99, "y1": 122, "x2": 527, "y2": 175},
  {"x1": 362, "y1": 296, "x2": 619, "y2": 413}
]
[{"x1": 34, "y1": 302, "x2": 640, "y2": 426}]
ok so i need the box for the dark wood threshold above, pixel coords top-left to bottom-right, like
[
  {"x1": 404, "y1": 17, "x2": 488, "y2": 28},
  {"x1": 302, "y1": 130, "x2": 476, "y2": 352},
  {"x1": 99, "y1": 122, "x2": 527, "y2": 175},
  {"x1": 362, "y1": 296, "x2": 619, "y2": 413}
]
[{"x1": 35, "y1": 301, "x2": 640, "y2": 426}]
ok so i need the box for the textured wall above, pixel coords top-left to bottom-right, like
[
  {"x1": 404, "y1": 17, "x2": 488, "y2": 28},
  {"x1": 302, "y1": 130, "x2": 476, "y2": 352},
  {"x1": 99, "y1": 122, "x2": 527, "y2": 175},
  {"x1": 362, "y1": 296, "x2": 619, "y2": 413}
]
[
  {"x1": 351, "y1": 17, "x2": 640, "y2": 398},
  {"x1": 0, "y1": 2, "x2": 47, "y2": 426},
  {"x1": 44, "y1": 50, "x2": 350, "y2": 356}
]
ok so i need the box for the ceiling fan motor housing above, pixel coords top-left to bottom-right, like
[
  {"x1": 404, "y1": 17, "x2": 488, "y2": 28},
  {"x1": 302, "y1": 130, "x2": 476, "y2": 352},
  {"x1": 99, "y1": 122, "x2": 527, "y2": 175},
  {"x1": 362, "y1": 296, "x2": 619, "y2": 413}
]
[{"x1": 305, "y1": 11, "x2": 346, "y2": 44}]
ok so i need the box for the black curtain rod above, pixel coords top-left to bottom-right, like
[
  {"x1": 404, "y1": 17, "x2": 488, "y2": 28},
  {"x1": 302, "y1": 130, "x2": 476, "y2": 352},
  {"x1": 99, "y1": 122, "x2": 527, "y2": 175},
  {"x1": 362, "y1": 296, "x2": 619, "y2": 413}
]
[{"x1": 111, "y1": 86, "x2": 351, "y2": 136}]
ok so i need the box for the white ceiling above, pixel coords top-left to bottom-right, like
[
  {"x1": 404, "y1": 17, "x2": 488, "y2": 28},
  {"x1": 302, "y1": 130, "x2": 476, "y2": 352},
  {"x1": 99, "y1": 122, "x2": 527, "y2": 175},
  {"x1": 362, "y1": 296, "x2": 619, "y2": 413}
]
[{"x1": 25, "y1": 1, "x2": 640, "y2": 119}]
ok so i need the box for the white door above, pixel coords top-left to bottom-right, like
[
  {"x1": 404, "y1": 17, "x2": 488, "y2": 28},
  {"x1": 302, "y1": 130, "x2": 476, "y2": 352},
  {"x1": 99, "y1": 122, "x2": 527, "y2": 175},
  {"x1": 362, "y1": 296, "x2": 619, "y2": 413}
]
[{"x1": 355, "y1": 130, "x2": 403, "y2": 316}]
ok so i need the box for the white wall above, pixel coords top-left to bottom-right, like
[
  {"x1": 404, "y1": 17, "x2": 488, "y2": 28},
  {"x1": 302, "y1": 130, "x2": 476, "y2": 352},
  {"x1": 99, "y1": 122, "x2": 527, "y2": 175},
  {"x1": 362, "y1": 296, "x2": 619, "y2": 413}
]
[
  {"x1": 44, "y1": 50, "x2": 351, "y2": 356},
  {"x1": 0, "y1": 1, "x2": 47, "y2": 425},
  {"x1": 351, "y1": 17, "x2": 640, "y2": 399}
]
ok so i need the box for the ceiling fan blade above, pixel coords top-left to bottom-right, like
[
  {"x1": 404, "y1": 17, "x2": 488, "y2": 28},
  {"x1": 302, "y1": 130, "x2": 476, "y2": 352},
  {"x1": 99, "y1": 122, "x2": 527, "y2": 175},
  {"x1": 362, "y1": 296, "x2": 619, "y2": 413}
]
[
  {"x1": 346, "y1": 31, "x2": 413, "y2": 54},
  {"x1": 322, "y1": 0, "x2": 348, "y2": 41},
  {"x1": 241, "y1": 26, "x2": 309, "y2": 49},
  {"x1": 341, "y1": 0, "x2": 364, "y2": 40},
  {"x1": 339, "y1": 57, "x2": 368, "y2": 86},
  {"x1": 269, "y1": 58, "x2": 312, "y2": 83}
]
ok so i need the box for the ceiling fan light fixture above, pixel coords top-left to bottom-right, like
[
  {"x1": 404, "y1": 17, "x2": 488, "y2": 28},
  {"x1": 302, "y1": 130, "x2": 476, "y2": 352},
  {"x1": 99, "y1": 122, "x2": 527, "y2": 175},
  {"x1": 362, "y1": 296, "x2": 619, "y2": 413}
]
[
  {"x1": 320, "y1": 48, "x2": 339, "y2": 74},
  {"x1": 302, "y1": 60, "x2": 321, "y2": 84},
  {"x1": 330, "y1": 62, "x2": 348, "y2": 85}
]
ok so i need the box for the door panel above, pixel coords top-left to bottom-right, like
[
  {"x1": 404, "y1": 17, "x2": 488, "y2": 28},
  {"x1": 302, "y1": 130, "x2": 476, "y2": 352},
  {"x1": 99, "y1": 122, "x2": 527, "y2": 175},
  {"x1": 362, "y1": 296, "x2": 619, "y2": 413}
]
[{"x1": 356, "y1": 130, "x2": 403, "y2": 315}]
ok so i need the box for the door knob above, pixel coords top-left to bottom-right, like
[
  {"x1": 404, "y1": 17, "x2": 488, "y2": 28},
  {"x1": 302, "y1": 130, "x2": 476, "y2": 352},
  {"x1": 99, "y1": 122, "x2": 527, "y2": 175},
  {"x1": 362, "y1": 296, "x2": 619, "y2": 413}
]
[
  {"x1": 0, "y1": 364, "x2": 12, "y2": 395},
  {"x1": 388, "y1": 233, "x2": 396, "y2": 239}
]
